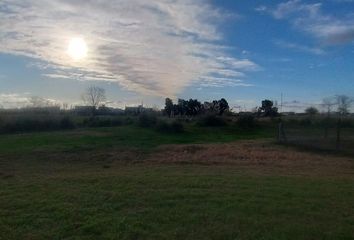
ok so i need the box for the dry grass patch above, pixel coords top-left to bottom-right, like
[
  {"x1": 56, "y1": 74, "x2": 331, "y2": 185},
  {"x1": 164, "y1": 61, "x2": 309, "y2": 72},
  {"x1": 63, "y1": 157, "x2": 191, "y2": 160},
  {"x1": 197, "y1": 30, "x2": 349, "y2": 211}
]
[{"x1": 146, "y1": 141, "x2": 354, "y2": 177}]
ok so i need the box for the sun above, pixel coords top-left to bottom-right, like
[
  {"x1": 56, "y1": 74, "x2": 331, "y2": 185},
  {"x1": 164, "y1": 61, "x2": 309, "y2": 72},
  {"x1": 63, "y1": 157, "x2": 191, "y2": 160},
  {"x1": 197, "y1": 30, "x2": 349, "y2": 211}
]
[{"x1": 67, "y1": 37, "x2": 88, "y2": 60}]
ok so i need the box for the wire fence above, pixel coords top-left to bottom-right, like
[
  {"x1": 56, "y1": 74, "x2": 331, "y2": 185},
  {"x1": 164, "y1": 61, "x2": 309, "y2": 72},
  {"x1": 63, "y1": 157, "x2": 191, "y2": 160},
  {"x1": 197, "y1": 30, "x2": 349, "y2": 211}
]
[{"x1": 277, "y1": 118, "x2": 354, "y2": 156}]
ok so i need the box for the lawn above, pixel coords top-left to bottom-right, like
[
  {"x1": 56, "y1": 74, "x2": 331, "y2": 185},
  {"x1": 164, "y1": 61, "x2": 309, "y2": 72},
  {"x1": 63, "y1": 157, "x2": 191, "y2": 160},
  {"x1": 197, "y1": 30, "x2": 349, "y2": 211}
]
[
  {"x1": 0, "y1": 125, "x2": 353, "y2": 240},
  {"x1": 0, "y1": 124, "x2": 274, "y2": 154}
]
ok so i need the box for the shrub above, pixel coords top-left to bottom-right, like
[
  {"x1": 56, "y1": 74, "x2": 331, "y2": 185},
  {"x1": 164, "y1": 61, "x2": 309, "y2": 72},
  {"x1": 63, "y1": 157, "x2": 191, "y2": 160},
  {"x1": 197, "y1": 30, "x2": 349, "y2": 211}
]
[
  {"x1": 197, "y1": 115, "x2": 226, "y2": 127},
  {"x1": 237, "y1": 115, "x2": 256, "y2": 129},
  {"x1": 171, "y1": 121, "x2": 184, "y2": 133},
  {"x1": 1, "y1": 118, "x2": 61, "y2": 133},
  {"x1": 111, "y1": 118, "x2": 123, "y2": 127},
  {"x1": 340, "y1": 118, "x2": 354, "y2": 128},
  {"x1": 82, "y1": 117, "x2": 123, "y2": 128},
  {"x1": 123, "y1": 117, "x2": 134, "y2": 125},
  {"x1": 138, "y1": 114, "x2": 157, "y2": 128},
  {"x1": 299, "y1": 118, "x2": 313, "y2": 126},
  {"x1": 156, "y1": 120, "x2": 184, "y2": 133},
  {"x1": 60, "y1": 117, "x2": 76, "y2": 129}
]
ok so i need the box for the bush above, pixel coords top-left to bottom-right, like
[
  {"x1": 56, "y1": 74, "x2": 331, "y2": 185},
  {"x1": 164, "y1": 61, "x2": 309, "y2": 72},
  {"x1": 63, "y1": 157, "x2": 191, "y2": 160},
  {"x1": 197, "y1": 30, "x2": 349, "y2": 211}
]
[
  {"x1": 123, "y1": 117, "x2": 134, "y2": 125},
  {"x1": 138, "y1": 114, "x2": 157, "y2": 128},
  {"x1": 1, "y1": 118, "x2": 61, "y2": 133},
  {"x1": 60, "y1": 117, "x2": 76, "y2": 129},
  {"x1": 340, "y1": 118, "x2": 354, "y2": 128},
  {"x1": 156, "y1": 120, "x2": 184, "y2": 133},
  {"x1": 237, "y1": 115, "x2": 256, "y2": 129},
  {"x1": 197, "y1": 115, "x2": 226, "y2": 127},
  {"x1": 82, "y1": 117, "x2": 123, "y2": 128}
]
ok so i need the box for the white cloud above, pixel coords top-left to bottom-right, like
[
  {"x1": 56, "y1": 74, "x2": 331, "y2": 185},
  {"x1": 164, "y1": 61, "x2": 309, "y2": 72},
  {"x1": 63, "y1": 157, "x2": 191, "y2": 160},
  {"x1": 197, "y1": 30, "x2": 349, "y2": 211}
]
[
  {"x1": 0, "y1": 0, "x2": 258, "y2": 97},
  {"x1": 267, "y1": 0, "x2": 354, "y2": 45},
  {"x1": 255, "y1": 6, "x2": 268, "y2": 12},
  {"x1": 274, "y1": 40, "x2": 325, "y2": 55},
  {"x1": 199, "y1": 76, "x2": 253, "y2": 88},
  {"x1": 0, "y1": 93, "x2": 31, "y2": 108}
]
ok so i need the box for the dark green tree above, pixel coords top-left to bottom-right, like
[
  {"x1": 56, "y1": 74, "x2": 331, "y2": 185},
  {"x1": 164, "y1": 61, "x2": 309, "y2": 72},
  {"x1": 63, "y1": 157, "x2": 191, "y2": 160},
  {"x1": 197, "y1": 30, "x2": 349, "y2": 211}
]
[
  {"x1": 177, "y1": 99, "x2": 188, "y2": 116},
  {"x1": 259, "y1": 99, "x2": 278, "y2": 117},
  {"x1": 305, "y1": 106, "x2": 319, "y2": 115},
  {"x1": 164, "y1": 98, "x2": 174, "y2": 117},
  {"x1": 186, "y1": 99, "x2": 202, "y2": 116},
  {"x1": 218, "y1": 98, "x2": 229, "y2": 115}
]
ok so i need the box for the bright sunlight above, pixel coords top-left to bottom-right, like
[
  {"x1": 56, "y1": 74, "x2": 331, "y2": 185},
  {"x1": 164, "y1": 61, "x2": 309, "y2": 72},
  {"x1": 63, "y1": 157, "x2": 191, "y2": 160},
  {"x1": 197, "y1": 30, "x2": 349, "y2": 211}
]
[{"x1": 67, "y1": 37, "x2": 88, "y2": 60}]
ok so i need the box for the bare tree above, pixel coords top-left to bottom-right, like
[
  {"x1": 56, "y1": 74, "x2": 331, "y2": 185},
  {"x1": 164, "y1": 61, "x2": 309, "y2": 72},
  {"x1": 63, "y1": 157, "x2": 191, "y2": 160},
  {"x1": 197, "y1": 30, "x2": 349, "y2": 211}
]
[
  {"x1": 322, "y1": 97, "x2": 336, "y2": 115},
  {"x1": 81, "y1": 86, "x2": 106, "y2": 109},
  {"x1": 335, "y1": 95, "x2": 353, "y2": 115}
]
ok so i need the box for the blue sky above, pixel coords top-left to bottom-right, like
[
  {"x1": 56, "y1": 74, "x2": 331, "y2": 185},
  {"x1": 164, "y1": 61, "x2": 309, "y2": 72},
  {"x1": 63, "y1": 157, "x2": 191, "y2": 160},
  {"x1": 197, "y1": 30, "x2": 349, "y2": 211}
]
[{"x1": 0, "y1": 0, "x2": 353, "y2": 111}]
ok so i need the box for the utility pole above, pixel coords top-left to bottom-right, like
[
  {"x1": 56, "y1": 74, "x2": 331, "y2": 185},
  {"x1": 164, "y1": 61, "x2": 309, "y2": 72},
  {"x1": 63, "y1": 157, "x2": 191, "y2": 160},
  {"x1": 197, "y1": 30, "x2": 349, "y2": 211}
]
[{"x1": 280, "y1": 92, "x2": 283, "y2": 113}]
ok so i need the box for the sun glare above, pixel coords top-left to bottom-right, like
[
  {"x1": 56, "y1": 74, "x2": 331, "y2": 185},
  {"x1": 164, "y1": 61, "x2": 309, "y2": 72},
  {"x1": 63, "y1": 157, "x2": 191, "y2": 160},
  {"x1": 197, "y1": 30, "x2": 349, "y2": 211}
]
[{"x1": 67, "y1": 37, "x2": 88, "y2": 60}]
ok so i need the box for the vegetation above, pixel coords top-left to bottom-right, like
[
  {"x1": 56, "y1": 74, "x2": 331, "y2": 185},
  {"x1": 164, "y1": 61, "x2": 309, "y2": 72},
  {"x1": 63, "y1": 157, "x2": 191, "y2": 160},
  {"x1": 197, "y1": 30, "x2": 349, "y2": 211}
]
[
  {"x1": 237, "y1": 114, "x2": 257, "y2": 129},
  {"x1": 258, "y1": 99, "x2": 278, "y2": 117},
  {"x1": 164, "y1": 98, "x2": 229, "y2": 117},
  {"x1": 1, "y1": 130, "x2": 354, "y2": 239},
  {"x1": 305, "y1": 106, "x2": 319, "y2": 115},
  {"x1": 1, "y1": 92, "x2": 354, "y2": 239},
  {"x1": 197, "y1": 115, "x2": 227, "y2": 127}
]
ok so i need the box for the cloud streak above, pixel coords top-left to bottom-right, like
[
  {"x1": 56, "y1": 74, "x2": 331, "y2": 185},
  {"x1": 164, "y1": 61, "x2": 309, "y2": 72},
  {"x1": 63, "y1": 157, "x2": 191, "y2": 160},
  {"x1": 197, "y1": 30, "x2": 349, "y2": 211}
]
[
  {"x1": 0, "y1": 0, "x2": 258, "y2": 97},
  {"x1": 274, "y1": 40, "x2": 325, "y2": 55},
  {"x1": 264, "y1": 0, "x2": 354, "y2": 45}
]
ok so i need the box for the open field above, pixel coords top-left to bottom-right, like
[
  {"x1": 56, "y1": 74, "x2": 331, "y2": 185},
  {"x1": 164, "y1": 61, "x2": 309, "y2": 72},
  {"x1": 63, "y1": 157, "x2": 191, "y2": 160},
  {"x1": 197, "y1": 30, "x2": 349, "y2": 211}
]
[{"x1": 1, "y1": 126, "x2": 354, "y2": 239}]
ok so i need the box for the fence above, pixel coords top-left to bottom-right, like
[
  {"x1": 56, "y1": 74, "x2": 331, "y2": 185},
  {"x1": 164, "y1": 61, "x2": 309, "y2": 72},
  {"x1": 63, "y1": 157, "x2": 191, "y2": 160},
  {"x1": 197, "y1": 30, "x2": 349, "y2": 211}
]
[{"x1": 277, "y1": 117, "x2": 354, "y2": 156}]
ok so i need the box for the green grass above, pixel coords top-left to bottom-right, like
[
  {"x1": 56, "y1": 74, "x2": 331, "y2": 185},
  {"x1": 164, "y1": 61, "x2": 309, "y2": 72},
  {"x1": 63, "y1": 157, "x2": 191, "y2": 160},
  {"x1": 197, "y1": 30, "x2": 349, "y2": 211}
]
[
  {"x1": 1, "y1": 125, "x2": 353, "y2": 239},
  {"x1": 1, "y1": 165, "x2": 353, "y2": 240},
  {"x1": 0, "y1": 124, "x2": 274, "y2": 154}
]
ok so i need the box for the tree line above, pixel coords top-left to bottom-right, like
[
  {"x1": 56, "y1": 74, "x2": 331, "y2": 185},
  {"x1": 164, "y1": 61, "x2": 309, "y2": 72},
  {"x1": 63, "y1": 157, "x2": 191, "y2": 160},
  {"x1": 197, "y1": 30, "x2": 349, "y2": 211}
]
[
  {"x1": 14, "y1": 85, "x2": 352, "y2": 117},
  {"x1": 164, "y1": 98, "x2": 229, "y2": 117}
]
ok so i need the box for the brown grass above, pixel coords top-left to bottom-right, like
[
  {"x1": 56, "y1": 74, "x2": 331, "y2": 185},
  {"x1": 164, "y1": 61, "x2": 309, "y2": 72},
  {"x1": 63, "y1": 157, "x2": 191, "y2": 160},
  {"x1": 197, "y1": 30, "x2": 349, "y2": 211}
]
[
  {"x1": 2, "y1": 140, "x2": 354, "y2": 178},
  {"x1": 144, "y1": 141, "x2": 354, "y2": 177}
]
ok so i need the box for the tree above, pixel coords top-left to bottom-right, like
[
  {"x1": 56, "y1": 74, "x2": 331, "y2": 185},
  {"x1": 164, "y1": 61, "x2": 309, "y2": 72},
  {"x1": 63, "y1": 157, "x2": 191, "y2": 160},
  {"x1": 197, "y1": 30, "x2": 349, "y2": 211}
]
[
  {"x1": 259, "y1": 99, "x2": 278, "y2": 117},
  {"x1": 164, "y1": 98, "x2": 174, "y2": 117},
  {"x1": 218, "y1": 98, "x2": 229, "y2": 115},
  {"x1": 186, "y1": 99, "x2": 202, "y2": 116},
  {"x1": 81, "y1": 86, "x2": 106, "y2": 114},
  {"x1": 177, "y1": 99, "x2": 188, "y2": 116},
  {"x1": 322, "y1": 97, "x2": 336, "y2": 115},
  {"x1": 202, "y1": 99, "x2": 229, "y2": 116},
  {"x1": 305, "y1": 106, "x2": 319, "y2": 115},
  {"x1": 336, "y1": 95, "x2": 352, "y2": 115}
]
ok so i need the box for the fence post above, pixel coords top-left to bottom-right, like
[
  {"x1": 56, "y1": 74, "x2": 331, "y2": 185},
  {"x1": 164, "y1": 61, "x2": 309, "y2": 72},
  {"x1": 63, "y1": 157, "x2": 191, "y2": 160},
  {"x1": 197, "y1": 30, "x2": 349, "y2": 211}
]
[
  {"x1": 336, "y1": 118, "x2": 341, "y2": 151},
  {"x1": 277, "y1": 121, "x2": 287, "y2": 143},
  {"x1": 324, "y1": 116, "x2": 329, "y2": 139}
]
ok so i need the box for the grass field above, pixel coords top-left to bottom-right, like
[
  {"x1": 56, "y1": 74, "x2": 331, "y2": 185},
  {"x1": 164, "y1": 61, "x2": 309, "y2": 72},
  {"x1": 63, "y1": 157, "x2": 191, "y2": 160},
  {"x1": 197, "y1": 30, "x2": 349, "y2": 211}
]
[{"x1": 1, "y1": 125, "x2": 354, "y2": 239}]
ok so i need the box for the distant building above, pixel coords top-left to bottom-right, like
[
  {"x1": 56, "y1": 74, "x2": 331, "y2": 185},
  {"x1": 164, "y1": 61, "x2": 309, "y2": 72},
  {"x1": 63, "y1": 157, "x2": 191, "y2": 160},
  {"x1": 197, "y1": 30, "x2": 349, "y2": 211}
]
[
  {"x1": 97, "y1": 105, "x2": 124, "y2": 115},
  {"x1": 281, "y1": 112, "x2": 296, "y2": 116},
  {"x1": 73, "y1": 106, "x2": 95, "y2": 115},
  {"x1": 125, "y1": 105, "x2": 154, "y2": 115}
]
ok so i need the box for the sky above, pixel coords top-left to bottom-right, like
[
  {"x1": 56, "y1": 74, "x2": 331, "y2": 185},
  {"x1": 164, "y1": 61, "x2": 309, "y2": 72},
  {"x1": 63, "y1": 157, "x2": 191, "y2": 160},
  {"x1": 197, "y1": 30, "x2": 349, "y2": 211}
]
[{"x1": 0, "y1": 0, "x2": 354, "y2": 112}]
